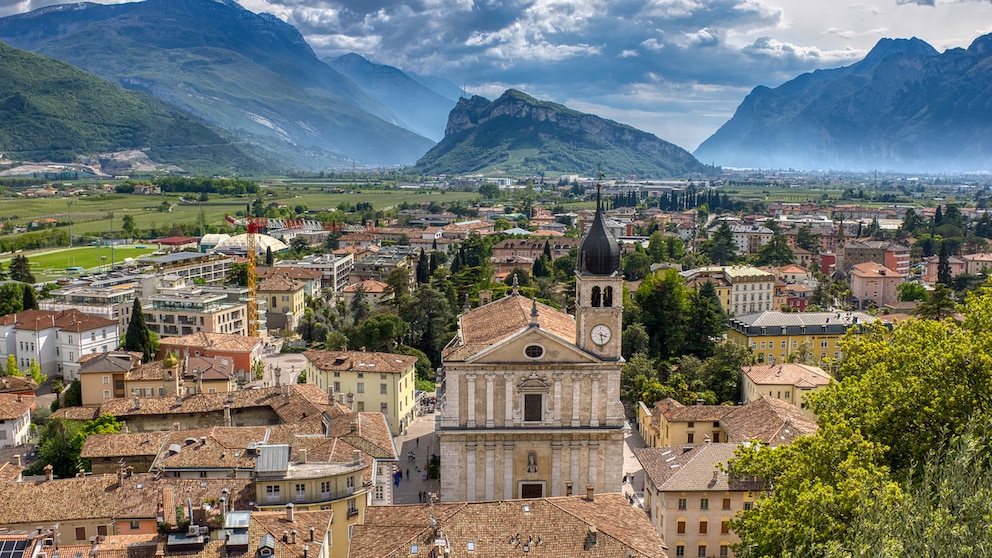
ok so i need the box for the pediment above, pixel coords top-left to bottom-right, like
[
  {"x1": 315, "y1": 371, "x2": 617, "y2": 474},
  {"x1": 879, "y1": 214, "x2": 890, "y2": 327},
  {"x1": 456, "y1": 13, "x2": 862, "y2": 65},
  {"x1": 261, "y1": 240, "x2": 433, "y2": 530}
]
[{"x1": 466, "y1": 326, "x2": 602, "y2": 365}]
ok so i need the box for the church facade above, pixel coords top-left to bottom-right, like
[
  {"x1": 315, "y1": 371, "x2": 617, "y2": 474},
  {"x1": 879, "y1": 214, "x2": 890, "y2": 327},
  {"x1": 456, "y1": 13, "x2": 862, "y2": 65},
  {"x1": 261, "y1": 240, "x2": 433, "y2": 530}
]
[{"x1": 436, "y1": 188, "x2": 626, "y2": 501}]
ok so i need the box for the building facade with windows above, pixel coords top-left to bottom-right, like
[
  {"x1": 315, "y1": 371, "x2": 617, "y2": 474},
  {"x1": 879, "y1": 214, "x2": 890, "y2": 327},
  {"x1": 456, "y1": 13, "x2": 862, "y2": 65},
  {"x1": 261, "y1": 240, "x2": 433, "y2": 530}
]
[
  {"x1": 681, "y1": 266, "x2": 775, "y2": 317},
  {"x1": 0, "y1": 309, "x2": 119, "y2": 381},
  {"x1": 726, "y1": 311, "x2": 879, "y2": 366},
  {"x1": 741, "y1": 363, "x2": 831, "y2": 412},
  {"x1": 436, "y1": 188, "x2": 626, "y2": 501},
  {"x1": 0, "y1": 394, "x2": 34, "y2": 448},
  {"x1": 636, "y1": 443, "x2": 764, "y2": 558},
  {"x1": 143, "y1": 290, "x2": 247, "y2": 338},
  {"x1": 303, "y1": 350, "x2": 417, "y2": 435}
]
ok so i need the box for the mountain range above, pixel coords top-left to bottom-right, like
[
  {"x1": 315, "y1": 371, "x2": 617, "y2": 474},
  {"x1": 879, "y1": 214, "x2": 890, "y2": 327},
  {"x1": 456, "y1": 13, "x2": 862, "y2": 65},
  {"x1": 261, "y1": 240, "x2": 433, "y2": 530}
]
[
  {"x1": 0, "y1": 0, "x2": 442, "y2": 168},
  {"x1": 694, "y1": 34, "x2": 992, "y2": 172},
  {"x1": 414, "y1": 90, "x2": 709, "y2": 178},
  {"x1": 0, "y1": 40, "x2": 271, "y2": 174}
]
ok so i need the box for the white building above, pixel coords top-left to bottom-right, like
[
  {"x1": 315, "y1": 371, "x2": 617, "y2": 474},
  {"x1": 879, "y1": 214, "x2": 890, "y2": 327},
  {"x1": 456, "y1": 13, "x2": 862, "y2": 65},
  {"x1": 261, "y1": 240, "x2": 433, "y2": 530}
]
[
  {"x1": 0, "y1": 394, "x2": 34, "y2": 448},
  {"x1": 0, "y1": 309, "x2": 119, "y2": 381}
]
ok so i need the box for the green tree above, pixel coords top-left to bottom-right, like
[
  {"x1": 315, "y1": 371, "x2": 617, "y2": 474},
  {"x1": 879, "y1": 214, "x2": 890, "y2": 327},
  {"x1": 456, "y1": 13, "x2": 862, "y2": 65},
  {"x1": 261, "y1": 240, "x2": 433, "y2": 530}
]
[
  {"x1": 399, "y1": 285, "x2": 453, "y2": 366},
  {"x1": 913, "y1": 283, "x2": 957, "y2": 320},
  {"x1": 21, "y1": 284, "x2": 37, "y2": 310},
  {"x1": 620, "y1": 352, "x2": 666, "y2": 405},
  {"x1": 532, "y1": 254, "x2": 552, "y2": 278},
  {"x1": 701, "y1": 221, "x2": 737, "y2": 265},
  {"x1": 478, "y1": 183, "x2": 500, "y2": 199},
  {"x1": 635, "y1": 268, "x2": 688, "y2": 360},
  {"x1": 62, "y1": 380, "x2": 82, "y2": 407},
  {"x1": 754, "y1": 230, "x2": 795, "y2": 266},
  {"x1": 0, "y1": 283, "x2": 24, "y2": 316},
  {"x1": 28, "y1": 360, "x2": 46, "y2": 385},
  {"x1": 324, "y1": 330, "x2": 349, "y2": 351},
  {"x1": 34, "y1": 419, "x2": 84, "y2": 479},
  {"x1": 621, "y1": 323, "x2": 650, "y2": 359},
  {"x1": 384, "y1": 267, "x2": 411, "y2": 301},
  {"x1": 124, "y1": 298, "x2": 154, "y2": 362},
  {"x1": 896, "y1": 282, "x2": 928, "y2": 302},
  {"x1": 121, "y1": 214, "x2": 138, "y2": 239},
  {"x1": 646, "y1": 231, "x2": 668, "y2": 263},
  {"x1": 795, "y1": 224, "x2": 820, "y2": 253},
  {"x1": 8, "y1": 254, "x2": 35, "y2": 283},
  {"x1": 5, "y1": 354, "x2": 21, "y2": 377},
  {"x1": 698, "y1": 341, "x2": 751, "y2": 403},
  {"x1": 352, "y1": 313, "x2": 409, "y2": 352},
  {"x1": 265, "y1": 246, "x2": 274, "y2": 266},
  {"x1": 225, "y1": 262, "x2": 248, "y2": 286},
  {"x1": 622, "y1": 251, "x2": 651, "y2": 281},
  {"x1": 349, "y1": 285, "x2": 370, "y2": 325},
  {"x1": 416, "y1": 249, "x2": 430, "y2": 284},
  {"x1": 937, "y1": 241, "x2": 952, "y2": 285},
  {"x1": 683, "y1": 281, "x2": 727, "y2": 359}
]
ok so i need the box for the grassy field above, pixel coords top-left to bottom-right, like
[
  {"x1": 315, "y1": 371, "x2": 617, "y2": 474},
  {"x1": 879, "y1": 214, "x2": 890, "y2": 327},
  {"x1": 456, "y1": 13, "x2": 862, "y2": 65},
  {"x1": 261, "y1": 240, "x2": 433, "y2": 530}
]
[
  {"x1": 0, "y1": 184, "x2": 480, "y2": 240},
  {"x1": 0, "y1": 245, "x2": 159, "y2": 282}
]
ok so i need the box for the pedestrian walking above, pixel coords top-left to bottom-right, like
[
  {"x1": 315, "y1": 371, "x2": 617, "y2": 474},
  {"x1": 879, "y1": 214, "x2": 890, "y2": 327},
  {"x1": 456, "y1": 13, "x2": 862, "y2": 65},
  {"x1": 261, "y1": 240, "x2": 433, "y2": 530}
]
[
  {"x1": 406, "y1": 468, "x2": 410, "y2": 479},
  {"x1": 416, "y1": 438, "x2": 420, "y2": 447}
]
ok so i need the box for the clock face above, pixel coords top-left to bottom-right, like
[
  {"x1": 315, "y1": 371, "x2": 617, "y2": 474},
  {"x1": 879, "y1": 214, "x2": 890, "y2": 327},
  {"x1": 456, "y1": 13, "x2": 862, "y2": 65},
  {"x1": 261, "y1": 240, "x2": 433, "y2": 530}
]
[{"x1": 591, "y1": 324, "x2": 612, "y2": 345}]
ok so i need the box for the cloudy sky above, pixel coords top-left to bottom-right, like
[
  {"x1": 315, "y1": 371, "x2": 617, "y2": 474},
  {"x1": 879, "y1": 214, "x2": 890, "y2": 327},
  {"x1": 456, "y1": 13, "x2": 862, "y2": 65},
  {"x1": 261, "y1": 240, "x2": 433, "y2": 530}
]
[{"x1": 3, "y1": 0, "x2": 992, "y2": 150}]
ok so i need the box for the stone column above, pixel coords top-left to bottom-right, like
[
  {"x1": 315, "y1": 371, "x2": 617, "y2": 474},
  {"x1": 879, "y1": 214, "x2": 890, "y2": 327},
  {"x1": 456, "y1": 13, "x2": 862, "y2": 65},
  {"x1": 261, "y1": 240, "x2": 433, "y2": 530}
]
[
  {"x1": 590, "y1": 373, "x2": 601, "y2": 427},
  {"x1": 441, "y1": 368, "x2": 459, "y2": 428},
  {"x1": 503, "y1": 442, "x2": 514, "y2": 499},
  {"x1": 551, "y1": 441, "x2": 562, "y2": 496},
  {"x1": 485, "y1": 373, "x2": 495, "y2": 428},
  {"x1": 466, "y1": 443, "x2": 477, "y2": 501},
  {"x1": 466, "y1": 373, "x2": 477, "y2": 428},
  {"x1": 588, "y1": 442, "x2": 599, "y2": 493},
  {"x1": 485, "y1": 443, "x2": 495, "y2": 500},
  {"x1": 571, "y1": 372, "x2": 583, "y2": 427},
  {"x1": 504, "y1": 373, "x2": 515, "y2": 426},
  {"x1": 570, "y1": 442, "x2": 581, "y2": 491},
  {"x1": 552, "y1": 373, "x2": 563, "y2": 426}
]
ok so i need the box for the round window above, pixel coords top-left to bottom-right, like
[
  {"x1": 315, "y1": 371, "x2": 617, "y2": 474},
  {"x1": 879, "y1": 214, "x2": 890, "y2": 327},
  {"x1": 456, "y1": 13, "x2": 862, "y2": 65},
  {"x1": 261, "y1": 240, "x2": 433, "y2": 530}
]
[{"x1": 524, "y1": 345, "x2": 544, "y2": 359}]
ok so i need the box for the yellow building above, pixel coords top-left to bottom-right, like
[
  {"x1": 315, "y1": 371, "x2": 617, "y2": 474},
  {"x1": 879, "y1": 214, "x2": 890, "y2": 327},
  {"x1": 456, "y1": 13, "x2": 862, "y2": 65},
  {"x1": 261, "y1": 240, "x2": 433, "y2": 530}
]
[
  {"x1": 636, "y1": 443, "x2": 764, "y2": 558},
  {"x1": 258, "y1": 275, "x2": 306, "y2": 333},
  {"x1": 253, "y1": 443, "x2": 370, "y2": 553},
  {"x1": 741, "y1": 363, "x2": 831, "y2": 412},
  {"x1": 78, "y1": 351, "x2": 235, "y2": 406},
  {"x1": 682, "y1": 266, "x2": 775, "y2": 316},
  {"x1": 303, "y1": 350, "x2": 417, "y2": 435},
  {"x1": 726, "y1": 310, "x2": 879, "y2": 366}
]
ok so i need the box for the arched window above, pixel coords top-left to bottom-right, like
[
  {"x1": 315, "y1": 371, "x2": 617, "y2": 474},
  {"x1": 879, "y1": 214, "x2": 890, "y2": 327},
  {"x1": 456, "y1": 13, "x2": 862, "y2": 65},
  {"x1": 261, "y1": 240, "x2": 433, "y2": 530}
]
[
  {"x1": 591, "y1": 286, "x2": 601, "y2": 307},
  {"x1": 603, "y1": 286, "x2": 614, "y2": 307}
]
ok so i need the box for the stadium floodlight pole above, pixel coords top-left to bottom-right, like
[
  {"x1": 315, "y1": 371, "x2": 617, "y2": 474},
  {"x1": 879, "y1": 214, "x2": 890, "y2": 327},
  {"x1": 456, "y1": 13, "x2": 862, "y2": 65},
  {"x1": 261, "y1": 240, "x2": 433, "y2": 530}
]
[{"x1": 67, "y1": 200, "x2": 73, "y2": 248}]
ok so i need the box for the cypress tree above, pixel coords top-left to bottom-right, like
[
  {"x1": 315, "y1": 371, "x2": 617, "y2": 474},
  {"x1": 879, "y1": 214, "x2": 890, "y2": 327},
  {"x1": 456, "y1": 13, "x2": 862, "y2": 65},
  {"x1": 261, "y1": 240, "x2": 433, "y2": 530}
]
[
  {"x1": 416, "y1": 249, "x2": 430, "y2": 284},
  {"x1": 125, "y1": 298, "x2": 154, "y2": 362},
  {"x1": 21, "y1": 284, "x2": 37, "y2": 310}
]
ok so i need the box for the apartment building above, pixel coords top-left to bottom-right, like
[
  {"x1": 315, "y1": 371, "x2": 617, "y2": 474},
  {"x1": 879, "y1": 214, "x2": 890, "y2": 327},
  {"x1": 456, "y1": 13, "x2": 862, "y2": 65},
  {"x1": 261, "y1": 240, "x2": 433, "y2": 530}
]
[
  {"x1": 850, "y1": 262, "x2": 906, "y2": 309},
  {"x1": 0, "y1": 309, "x2": 118, "y2": 381},
  {"x1": 143, "y1": 289, "x2": 247, "y2": 337},
  {"x1": 726, "y1": 310, "x2": 880, "y2": 366},
  {"x1": 682, "y1": 266, "x2": 776, "y2": 316}
]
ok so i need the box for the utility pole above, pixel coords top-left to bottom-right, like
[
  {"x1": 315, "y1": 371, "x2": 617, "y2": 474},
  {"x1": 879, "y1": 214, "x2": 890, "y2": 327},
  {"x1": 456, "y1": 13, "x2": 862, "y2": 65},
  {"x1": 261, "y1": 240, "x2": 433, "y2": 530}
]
[
  {"x1": 66, "y1": 200, "x2": 73, "y2": 248},
  {"x1": 109, "y1": 211, "x2": 115, "y2": 270}
]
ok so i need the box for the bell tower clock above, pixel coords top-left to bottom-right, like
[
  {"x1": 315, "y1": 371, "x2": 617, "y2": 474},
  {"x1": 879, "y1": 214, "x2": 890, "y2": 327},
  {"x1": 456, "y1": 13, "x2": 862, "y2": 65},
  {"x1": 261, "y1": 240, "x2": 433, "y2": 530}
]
[{"x1": 574, "y1": 181, "x2": 623, "y2": 360}]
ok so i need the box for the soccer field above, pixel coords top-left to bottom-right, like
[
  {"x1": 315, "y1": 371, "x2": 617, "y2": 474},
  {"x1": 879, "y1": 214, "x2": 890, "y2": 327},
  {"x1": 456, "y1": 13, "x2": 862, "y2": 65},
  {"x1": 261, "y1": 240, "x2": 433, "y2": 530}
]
[{"x1": 0, "y1": 245, "x2": 158, "y2": 282}]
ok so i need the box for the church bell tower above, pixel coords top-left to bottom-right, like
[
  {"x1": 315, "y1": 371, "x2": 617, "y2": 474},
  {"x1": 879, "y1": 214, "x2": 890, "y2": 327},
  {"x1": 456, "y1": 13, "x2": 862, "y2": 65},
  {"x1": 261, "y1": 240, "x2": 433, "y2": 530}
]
[{"x1": 575, "y1": 181, "x2": 623, "y2": 360}]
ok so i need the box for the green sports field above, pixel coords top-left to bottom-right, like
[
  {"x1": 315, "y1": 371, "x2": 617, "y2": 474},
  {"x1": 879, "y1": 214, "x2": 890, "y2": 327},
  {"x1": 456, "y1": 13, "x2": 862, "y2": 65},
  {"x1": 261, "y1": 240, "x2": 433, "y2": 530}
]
[{"x1": 0, "y1": 245, "x2": 158, "y2": 282}]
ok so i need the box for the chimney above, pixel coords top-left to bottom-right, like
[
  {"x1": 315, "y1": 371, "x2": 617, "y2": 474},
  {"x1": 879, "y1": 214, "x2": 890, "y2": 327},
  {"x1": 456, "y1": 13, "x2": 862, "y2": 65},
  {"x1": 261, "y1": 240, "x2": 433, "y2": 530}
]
[
  {"x1": 12, "y1": 455, "x2": 21, "y2": 467},
  {"x1": 290, "y1": 530, "x2": 297, "y2": 545},
  {"x1": 274, "y1": 367, "x2": 281, "y2": 388},
  {"x1": 309, "y1": 527, "x2": 315, "y2": 542},
  {"x1": 282, "y1": 531, "x2": 289, "y2": 543},
  {"x1": 196, "y1": 369, "x2": 203, "y2": 395},
  {"x1": 122, "y1": 421, "x2": 129, "y2": 434},
  {"x1": 585, "y1": 484, "x2": 594, "y2": 501},
  {"x1": 299, "y1": 449, "x2": 307, "y2": 464},
  {"x1": 285, "y1": 503, "x2": 294, "y2": 523},
  {"x1": 695, "y1": 398, "x2": 704, "y2": 406},
  {"x1": 44, "y1": 464, "x2": 53, "y2": 482},
  {"x1": 352, "y1": 450, "x2": 360, "y2": 465},
  {"x1": 283, "y1": 384, "x2": 290, "y2": 404},
  {"x1": 199, "y1": 436, "x2": 207, "y2": 447},
  {"x1": 223, "y1": 404, "x2": 232, "y2": 427},
  {"x1": 134, "y1": 397, "x2": 141, "y2": 410},
  {"x1": 303, "y1": 546, "x2": 309, "y2": 558},
  {"x1": 219, "y1": 496, "x2": 227, "y2": 522}
]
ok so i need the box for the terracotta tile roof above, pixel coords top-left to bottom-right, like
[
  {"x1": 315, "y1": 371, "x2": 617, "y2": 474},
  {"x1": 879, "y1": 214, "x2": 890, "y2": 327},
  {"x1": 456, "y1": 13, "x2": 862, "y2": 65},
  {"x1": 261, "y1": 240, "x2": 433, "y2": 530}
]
[
  {"x1": 0, "y1": 394, "x2": 34, "y2": 420},
  {"x1": 79, "y1": 351, "x2": 142, "y2": 375},
  {"x1": 321, "y1": 412, "x2": 397, "y2": 460},
  {"x1": 635, "y1": 443, "x2": 761, "y2": 493},
  {"x1": 81, "y1": 431, "x2": 171, "y2": 459},
  {"x1": 743, "y1": 363, "x2": 831, "y2": 389},
  {"x1": 257, "y1": 267, "x2": 324, "y2": 281},
  {"x1": 157, "y1": 332, "x2": 262, "y2": 353},
  {"x1": 0, "y1": 376, "x2": 37, "y2": 393},
  {"x1": 55, "y1": 309, "x2": 119, "y2": 332},
  {"x1": 258, "y1": 275, "x2": 304, "y2": 293},
  {"x1": 350, "y1": 495, "x2": 667, "y2": 558},
  {"x1": 251, "y1": 510, "x2": 334, "y2": 558},
  {"x1": 124, "y1": 360, "x2": 174, "y2": 382},
  {"x1": 443, "y1": 293, "x2": 576, "y2": 361},
  {"x1": 653, "y1": 398, "x2": 734, "y2": 423},
  {"x1": 114, "y1": 474, "x2": 255, "y2": 520},
  {"x1": 303, "y1": 350, "x2": 416, "y2": 375},
  {"x1": 0, "y1": 475, "x2": 119, "y2": 523},
  {"x1": 185, "y1": 355, "x2": 235, "y2": 381},
  {"x1": 341, "y1": 280, "x2": 389, "y2": 294},
  {"x1": 0, "y1": 462, "x2": 23, "y2": 483},
  {"x1": 720, "y1": 396, "x2": 818, "y2": 445},
  {"x1": 152, "y1": 427, "x2": 270, "y2": 471},
  {"x1": 62, "y1": 385, "x2": 348, "y2": 426},
  {"x1": 8, "y1": 309, "x2": 58, "y2": 331}
]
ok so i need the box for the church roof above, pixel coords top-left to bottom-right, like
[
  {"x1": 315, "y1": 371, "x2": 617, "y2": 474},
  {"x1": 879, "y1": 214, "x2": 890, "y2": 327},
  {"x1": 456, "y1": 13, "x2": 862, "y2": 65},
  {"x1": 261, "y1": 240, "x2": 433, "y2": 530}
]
[
  {"x1": 443, "y1": 293, "x2": 575, "y2": 362},
  {"x1": 577, "y1": 185, "x2": 621, "y2": 276}
]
